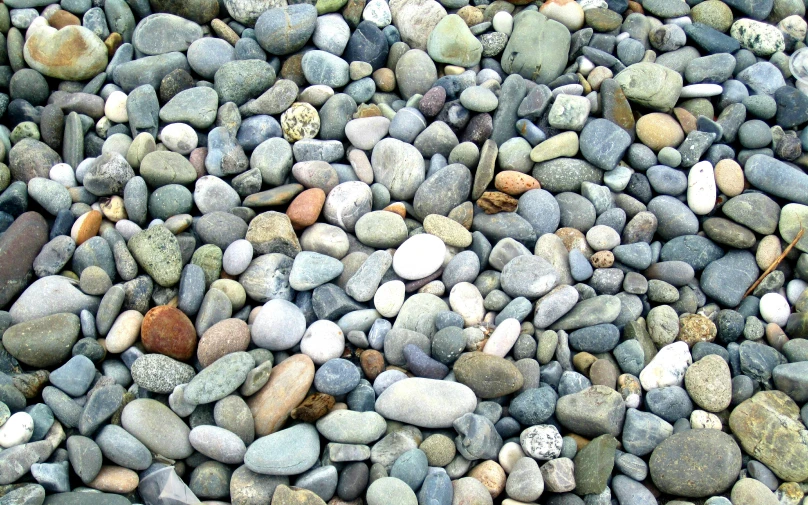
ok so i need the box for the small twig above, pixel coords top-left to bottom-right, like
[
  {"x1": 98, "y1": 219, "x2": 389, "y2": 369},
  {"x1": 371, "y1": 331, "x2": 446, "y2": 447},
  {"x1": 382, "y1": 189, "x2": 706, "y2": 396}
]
[{"x1": 742, "y1": 227, "x2": 805, "y2": 299}]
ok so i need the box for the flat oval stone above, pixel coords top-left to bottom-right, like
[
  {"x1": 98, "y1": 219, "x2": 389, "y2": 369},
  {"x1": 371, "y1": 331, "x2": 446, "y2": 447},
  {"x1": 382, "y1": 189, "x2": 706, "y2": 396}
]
[
  {"x1": 132, "y1": 14, "x2": 202, "y2": 55},
  {"x1": 728, "y1": 391, "x2": 808, "y2": 482},
  {"x1": 248, "y1": 354, "x2": 315, "y2": 436},
  {"x1": 189, "y1": 425, "x2": 247, "y2": 464},
  {"x1": 315, "y1": 410, "x2": 387, "y2": 444},
  {"x1": 120, "y1": 398, "x2": 193, "y2": 459},
  {"x1": 393, "y1": 234, "x2": 446, "y2": 280},
  {"x1": 2, "y1": 313, "x2": 80, "y2": 367},
  {"x1": 375, "y1": 378, "x2": 477, "y2": 428},
  {"x1": 0, "y1": 212, "x2": 49, "y2": 308},
  {"x1": 649, "y1": 429, "x2": 741, "y2": 497},
  {"x1": 453, "y1": 352, "x2": 524, "y2": 398},
  {"x1": 244, "y1": 423, "x2": 320, "y2": 475},
  {"x1": 184, "y1": 351, "x2": 255, "y2": 405},
  {"x1": 130, "y1": 354, "x2": 195, "y2": 394}
]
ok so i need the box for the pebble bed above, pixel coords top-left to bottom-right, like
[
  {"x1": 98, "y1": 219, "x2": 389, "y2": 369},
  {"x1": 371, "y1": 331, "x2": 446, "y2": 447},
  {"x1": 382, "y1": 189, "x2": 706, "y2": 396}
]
[{"x1": 0, "y1": 0, "x2": 808, "y2": 503}]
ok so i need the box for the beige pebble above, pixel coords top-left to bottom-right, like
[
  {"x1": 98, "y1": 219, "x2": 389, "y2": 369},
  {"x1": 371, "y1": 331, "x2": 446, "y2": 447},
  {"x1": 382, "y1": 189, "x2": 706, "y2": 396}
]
[
  {"x1": 586, "y1": 66, "x2": 613, "y2": 91},
  {"x1": 88, "y1": 466, "x2": 139, "y2": 493},
  {"x1": 690, "y1": 410, "x2": 722, "y2": 430},
  {"x1": 105, "y1": 310, "x2": 144, "y2": 353},
  {"x1": 498, "y1": 441, "x2": 526, "y2": 473},
  {"x1": 714, "y1": 159, "x2": 745, "y2": 197},
  {"x1": 468, "y1": 459, "x2": 507, "y2": 498},
  {"x1": 756, "y1": 235, "x2": 782, "y2": 270},
  {"x1": 635, "y1": 112, "x2": 685, "y2": 151},
  {"x1": 99, "y1": 196, "x2": 127, "y2": 222}
]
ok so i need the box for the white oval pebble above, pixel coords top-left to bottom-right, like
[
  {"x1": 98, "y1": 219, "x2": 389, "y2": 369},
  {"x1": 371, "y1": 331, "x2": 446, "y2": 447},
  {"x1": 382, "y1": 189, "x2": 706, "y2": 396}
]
[
  {"x1": 585, "y1": 225, "x2": 620, "y2": 251},
  {"x1": 483, "y1": 318, "x2": 521, "y2": 358},
  {"x1": 639, "y1": 341, "x2": 692, "y2": 391},
  {"x1": 392, "y1": 234, "x2": 446, "y2": 281},
  {"x1": 105, "y1": 91, "x2": 129, "y2": 123},
  {"x1": 679, "y1": 83, "x2": 723, "y2": 98},
  {"x1": 498, "y1": 441, "x2": 526, "y2": 473},
  {"x1": 159, "y1": 123, "x2": 198, "y2": 155},
  {"x1": 0, "y1": 412, "x2": 34, "y2": 448},
  {"x1": 787, "y1": 279, "x2": 807, "y2": 304},
  {"x1": 492, "y1": 11, "x2": 513, "y2": 36},
  {"x1": 690, "y1": 410, "x2": 722, "y2": 430},
  {"x1": 449, "y1": 282, "x2": 485, "y2": 327},
  {"x1": 300, "y1": 320, "x2": 345, "y2": 365},
  {"x1": 223, "y1": 239, "x2": 254, "y2": 276},
  {"x1": 105, "y1": 310, "x2": 144, "y2": 353},
  {"x1": 49, "y1": 163, "x2": 77, "y2": 188},
  {"x1": 759, "y1": 292, "x2": 790, "y2": 327},
  {"x1": 687, "y1": 160, "x2": 716, "y2": 215},
  {"x1": 374, "y1": 280, "x2": 405, "y2": 318}
]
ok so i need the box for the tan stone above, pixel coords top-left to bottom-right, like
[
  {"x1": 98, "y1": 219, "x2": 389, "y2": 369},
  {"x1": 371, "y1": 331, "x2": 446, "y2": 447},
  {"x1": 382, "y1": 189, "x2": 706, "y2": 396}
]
[
  {"x1": 590, "y1": 251, "x2": 614, "y2": 268},
  {"x1": 635, "y1": 113, "x2": 685, "y2": 151},
  {"x1": 88, "y1": 466, "x2": 139, "y2": 494},
  {"x1": 197, "y1": 318, "x2": 251, "y2": 367},
  {"x1": 715, "y1": 159, "x2": 745, "y2": 197},
  {"x1": 494, "y1": 171, "x2": 541, "y2": 196},
  {"x1": 677, "y1": 313, "x2": 717, "y2": 347},
  {"x1": 271, "y1": 484, "x2": 327, "y2": 505},
  {"x1": 24, "y1": 26, "x2": 108, "y2": 80},
  {"x1": 286, "y1": 188, "x2": 326, "y2": 231},
  {"x1": 477, "y1": 191, "x2": 518, "y2": 214},
  {"x1": 468, "y1": 460, "x2": 506, "y2": 498},
  {"x1": 99, "y1": 196, "x2": 127, "y2": 222},
  {"x1": 48, "y1": 10, "x2": 81, "y2": 29},
  {"x1": 756, "y1": 235, "x2": 782, "y2": 270},
  {"x1": 248, "y1": 354, "x2": 315, "y2": 436},
  {"x1": 71, "y1": 210, "x2": 102, "y2": 246}
]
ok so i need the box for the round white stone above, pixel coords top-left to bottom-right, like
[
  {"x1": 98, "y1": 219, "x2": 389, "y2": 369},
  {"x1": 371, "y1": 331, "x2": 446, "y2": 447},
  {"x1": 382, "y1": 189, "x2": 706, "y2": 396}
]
[
  {"x1": 223, "y1": 239, "x2": 254, "y2": 276},
  {"x1": 393, "y1": 234, "x2": 446, "y2": 280},
  {"x1": 520, "y1": 424, "x2": 562, "y2": 460},
  {"x1": 585, "y1": 225, "x2": 620, "y2": 251},
  {"x1": 49, "y1": 163, "x2": 77, "y2": 188},
  {"x1": 159, "y1": 123, "x2": 198, "y2": 155},
  {"x1": 374, "y1": 280, "x2": 405, "y2": 318},
  {"x1": 104, "y1": 91, "x2": 129, "y2": 123},
  {"x1": 483, "y1": 318, "x2": 521, "y2": 358},
  {"x1": 362, "y1": 0, "x2": 391, "y2": 28},
  {"x1": 759, "y1": 292, "x2": 790, "y2": 327},
  {"x1": 251, "y1": 299, "x2": 307, "y2": 351},
  {"x1": 449, "y1": 282, "x2": 485, "y2": 327},
  {"x1": 639, "y1": 341, "x2": 693, "y2": 391},
  {"x1": 0, "y1": 412, "x2": 34, "y2": 448},
  {"x1": 687, "y1": 160, "x2": 716, "y2": 215},
  {"x1": 492, "y1": 11, "x2": 513, "y2": 36},
  {"x1": 300, "y1": 320, "x2": 345, "y2": 365}
]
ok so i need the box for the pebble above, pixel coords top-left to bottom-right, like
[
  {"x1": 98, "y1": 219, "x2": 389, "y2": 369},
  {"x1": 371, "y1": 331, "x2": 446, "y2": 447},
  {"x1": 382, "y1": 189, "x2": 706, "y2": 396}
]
[{"x1": 0, "y1": 0, "x2": 804, "y2": 502}]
